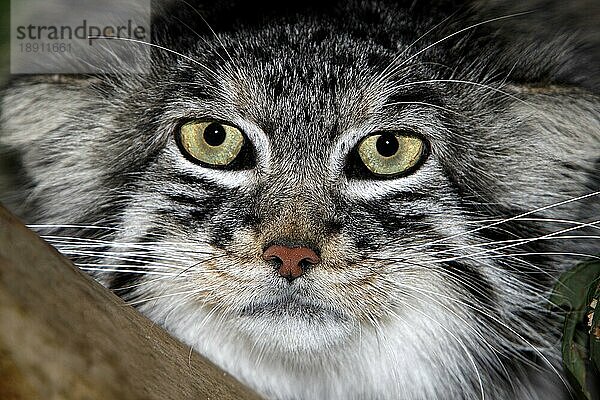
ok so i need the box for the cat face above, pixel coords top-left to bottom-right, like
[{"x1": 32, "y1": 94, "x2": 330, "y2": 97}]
[
  {"x1": 108, "y1": 20, "x2": 458, "y2": 352},
  {"x1": 1, "y1": 1, "x2": 599, "y2": 399}
]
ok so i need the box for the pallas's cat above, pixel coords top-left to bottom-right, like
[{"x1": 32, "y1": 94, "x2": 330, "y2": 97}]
[{"x1": 1, "y1": 1, "x2": 599, "y2": 399}]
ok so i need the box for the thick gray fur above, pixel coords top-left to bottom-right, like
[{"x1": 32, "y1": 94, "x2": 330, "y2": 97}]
[{"x1": 1, "y1": 1, "x2": 599, "y2": 399}]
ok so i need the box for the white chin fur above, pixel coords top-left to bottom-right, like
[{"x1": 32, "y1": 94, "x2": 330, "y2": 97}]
[{"x1": 139, "y1": 295, "x2": 501, "y2": 400}]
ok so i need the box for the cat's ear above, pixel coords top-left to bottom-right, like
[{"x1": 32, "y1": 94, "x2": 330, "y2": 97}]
[
  {"x1": 452, "y1": 82, "x2": 600, "y2": 224},
  {"x1": 503, "y1": 85, "x2": 600, "y2": 194},
  {"x1": 470, "y1": 0, "x2": 599, "y2": 92},
  {"x1": 478, "y1": 0, "x2": 600, "y2": 199},
  {"x1": 1, "y1": 76, "x2": 97, "y2": 145},
  {"x1": 0, "y1": 76, "x2": 112, "y2": 219},
  {"x1": 445, "y1": 0, "x2": 599, "y2": 214}
]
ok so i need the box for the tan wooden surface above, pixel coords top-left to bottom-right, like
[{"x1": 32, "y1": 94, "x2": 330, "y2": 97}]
[{"x1": 0, "y1": 204, "x2": 262, "y2": 400}]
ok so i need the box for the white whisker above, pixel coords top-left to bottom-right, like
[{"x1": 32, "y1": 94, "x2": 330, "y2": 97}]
[
  {"x1": 77, "y1": 266, "x2": 179, "y2": 276},
  {"x1": 378, "y1": 12, "x2": 531, "y2": 81},
  {"x1": 394, "y1": 79, "x2": 528, "y2": 105},
  {"x1": 415, "y1": 191, "x2": 600, "y2": 249},
  {"x1": 87, "y1": 36, "x2": 217, "y2": 78},
  {"x1": 125, "y1": 288, "x2": 205, "y2": 307}
]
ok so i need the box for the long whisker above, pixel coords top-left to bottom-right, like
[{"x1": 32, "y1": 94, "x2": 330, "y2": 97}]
[
  {"x1": 433, "y1": 220, "x2": 600, "y2": 264},
  {"x1": 378, "y1": 12, "x2": 531, "y2": 82},
  {"x1": 400, "y1": 234, "x2": 600, "y2": 260},
  {"x1": 41, "y1": 235, "x2": 213, "y2": 250},
  {"x1": 87, "y1": 35, "x2": 217, "y2": 77},
  {"x1": 78, "y1": 266, "x2": 179, "y2": 276},
  {"x1": 29, "y1": 224, "x2": 120, "y2": 231},
  {"x1": 125, "y1": 288, "x2": 205, "y2": 307},
  {"x1": 468, "y1": 252, "x2": 600, "y2": 262},
  {"x1": 394, "y1": 79, "x2": 528, "y2": 105},
  {"x1": 463, "y1": 217, "x2": 600, "y2": 230},
  {"x1": 178, "y1": 0, "x2": 235, "y2": 64},
  {"x1": 381, "y1": 100, "x2": 467, "y2": 117},
  {"x1": 413, "y1": 191, "x2": 600, "y2": 249},
  {"x1": 59, "y1": 250, "x2": 190, "y2": 266}
]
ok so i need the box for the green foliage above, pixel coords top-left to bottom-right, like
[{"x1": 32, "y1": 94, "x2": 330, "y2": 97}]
[{"x1": 551, "y1": 261, "x2": 600, "y2": 400}]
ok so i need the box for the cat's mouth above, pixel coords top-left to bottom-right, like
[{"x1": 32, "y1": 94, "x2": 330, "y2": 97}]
[
  {"x1": 239, "y1": 294, "x2": 346, "y2": 322},
  {"x1": 235, "y1": 293, "x2": 355, "y2": 352}
]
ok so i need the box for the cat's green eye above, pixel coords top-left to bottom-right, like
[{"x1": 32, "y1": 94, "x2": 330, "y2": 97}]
[
  {"x1": 178, "y1": 121, "x2": 245, "y2": 167},
  {"x1": 356, "y1": 132, "x2": 426, "y2": 177}
]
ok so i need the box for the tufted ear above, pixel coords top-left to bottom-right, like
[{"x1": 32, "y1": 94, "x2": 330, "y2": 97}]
[
  {"x1": 494, "y1": 85, "x2": 599, "y2": 206},
  {"x1": 0, "y1": 76, "x2": 111, "y2": 220},
  {"x1": 441, "y1": 81, "x2": 600, "y2": 217},
  {"x1": 471, "y1": 0, "x2": 599, "y2": 92},
  {"x1": 441, "y1": 0, "x2": 600, "y2": 216}
]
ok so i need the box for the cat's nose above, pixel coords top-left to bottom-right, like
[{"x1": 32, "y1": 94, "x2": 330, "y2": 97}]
[{"x1": 262, "y1": 244, "x2": 320, "y2": 282}]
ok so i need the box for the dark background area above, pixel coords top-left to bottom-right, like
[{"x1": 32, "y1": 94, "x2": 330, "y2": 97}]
[
  {"x1": 0, "y1": 0, "x2": 9, "y2": 84},
  {"x1": 0, "y1": 0, "x2": 13, "y2": 197},
  {"x1": 0, "y1": 1, "x2": 597, "y2": 86}
]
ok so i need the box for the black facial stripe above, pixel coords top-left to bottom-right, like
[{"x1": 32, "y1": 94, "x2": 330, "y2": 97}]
[
  {"x1": 159, "y1": 185, "x2": 244, "y2": 236},
  {"x1": 390, "y1": 191, "x2": 432, "y2": 202},
  {"x1": 441, "y1": 260, "x2": 496, "y2": 305},
  {"x1": 108, "y1": 271, "x2": 141, "y2": 301},
  {"x1": 385, "y1": 88, "x2": 444, "y2": 109},
  {"x1": 375, "y1": 213, "x2": 428, "y2": 233},
  {"x1": 208, "y1": 219, "x2": 235, "y2": 248},
  {"x1": 347, "y1": 193, "x2": 435, "y2": 248},
  {"x1": 106, "y1": 228, "x2": 173, "y2": 301},
  {"x1": 160, "y1": 185, "x2": 222, "y2": 226},
  {"x1": 351, "y1": 216, "x2": 432, "y2": 251},
  {"x1": 172, "y1": 173, "x2": 208, "y2": 186},
  {"x1": 354, "y1": 234, "x2": 380, "y2": 251},
  {"x1": 137, "y1": 227, "x2": 169, "y2": 243},
  {"x1": 154, "y1": 203, "x2": 216, "y2": 228},
  {"x1": 165, "y1": 192, "x2": 206, "y2": 209}
]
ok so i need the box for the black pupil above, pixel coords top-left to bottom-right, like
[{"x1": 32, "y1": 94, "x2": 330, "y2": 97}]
[
  {"x1": 376, "y1": 133, "x2": 399, "y2": 157},
  {"x1": 203, "y1": 123, "x2": 227, "y2": 146}
]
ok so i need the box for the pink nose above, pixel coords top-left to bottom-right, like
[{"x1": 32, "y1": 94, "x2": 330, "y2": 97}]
[{"x1": 262, "y1": 244, "x2": 320, "y2": 282}]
